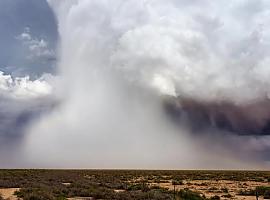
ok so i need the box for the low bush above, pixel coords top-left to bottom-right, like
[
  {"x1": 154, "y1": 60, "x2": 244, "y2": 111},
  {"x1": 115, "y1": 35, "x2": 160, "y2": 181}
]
[
  {"x1": 264, "y1": 190, "x2": 270, "y2": 199},
  {"x1": 222, "y1": 193, "x2": 232, "y2": 198},
  {"x1": 210, "y1": 195, "x2": 220, "y2": 200},
  {"x1": 238, "y1": 186, "x2": 270, "y2": 198},
  {"x1": 221, "y1": 187, "x2": 229, "y2": 193},
  {"x1": 238, "y1": 189, "x2": 255, "y2": 196},
  {"x1": 172, "y1": 180, "x2": 184, "y2": 185},
  {"x1": 178, "y1": 189, "x2": 205, "y2": 200},
  {"x1": 256, "y1": 186, "x2": 270, "y2": 196}
]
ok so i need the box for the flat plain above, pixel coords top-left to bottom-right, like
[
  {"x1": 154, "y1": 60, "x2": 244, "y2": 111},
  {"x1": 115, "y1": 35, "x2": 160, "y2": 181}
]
[{"x1": 0, "y1": 170, "x2": 269, "y2": 200}]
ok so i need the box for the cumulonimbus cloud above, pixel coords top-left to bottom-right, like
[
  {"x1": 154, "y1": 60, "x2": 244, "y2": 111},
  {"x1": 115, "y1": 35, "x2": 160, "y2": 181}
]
[{"x1": 18, "y1": 0, "x2": 270, "y2": 169}]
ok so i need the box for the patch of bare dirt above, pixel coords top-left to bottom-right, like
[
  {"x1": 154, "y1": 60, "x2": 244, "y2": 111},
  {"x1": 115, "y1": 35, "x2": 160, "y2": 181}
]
[
  {"x1": 0, "y1": 188, "x2": 20, "y2": 200},
  {"x1": 114, "y1": 189, "x2": 125, "y2": 193},
  {"x1": 62, "y1": 182, "x2": 71, "y2": 186}
]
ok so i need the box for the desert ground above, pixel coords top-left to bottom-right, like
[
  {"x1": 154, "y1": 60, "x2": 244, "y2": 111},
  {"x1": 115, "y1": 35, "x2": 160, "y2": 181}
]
[
  {"x1": 0, "y1": 188, "x2": 19, "y2": 200},
  {"x1": 0, "y1": 170, "x2": 269, "y2": 200}
]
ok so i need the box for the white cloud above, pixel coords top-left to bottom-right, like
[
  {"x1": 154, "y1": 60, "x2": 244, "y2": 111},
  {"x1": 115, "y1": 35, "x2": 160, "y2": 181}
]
[
  {"x1": 17, "y1": 28, "x2": 55, "y2": 61},
  {"x1": 110, "y1": 0, "x2": 270, "y2": 104},
  {"x1": 0, "y1": 71, "x2": 53, "y2": 99}
]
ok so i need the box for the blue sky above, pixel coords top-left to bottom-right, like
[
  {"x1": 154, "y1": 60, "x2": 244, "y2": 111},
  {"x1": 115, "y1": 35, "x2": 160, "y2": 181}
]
[{"x1": 0, "y1": 0, "x2": 58, "y2": 77}]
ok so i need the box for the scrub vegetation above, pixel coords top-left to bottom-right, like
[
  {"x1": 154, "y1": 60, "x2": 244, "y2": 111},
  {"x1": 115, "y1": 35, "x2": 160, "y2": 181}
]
[{"x1": 0, "y1": 170, "x2": 269, "y2": 200}]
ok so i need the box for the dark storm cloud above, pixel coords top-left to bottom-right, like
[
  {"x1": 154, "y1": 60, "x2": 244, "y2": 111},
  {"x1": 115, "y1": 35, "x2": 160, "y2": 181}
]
[
  {"x1": 164, "y1": 97, "x2": 270, "y2": 136},
  {"x1": 0, "y1": 97, "x2": 54, "y2": 142}
]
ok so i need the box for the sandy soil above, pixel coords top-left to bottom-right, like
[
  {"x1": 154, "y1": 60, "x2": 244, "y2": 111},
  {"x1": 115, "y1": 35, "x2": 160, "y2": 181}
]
[
  {"x1": 0, "y1": 188, "x2": 20, "y2": 200},
  {"x1": 114, "y1": 189, "x2": 125, "y2": 193},
  {"x1": 151, "y1": 179, "x2": 268, "y2": 200},
  {"x1": 62, "y1": 182, "x2": 71, "y2": 186}
]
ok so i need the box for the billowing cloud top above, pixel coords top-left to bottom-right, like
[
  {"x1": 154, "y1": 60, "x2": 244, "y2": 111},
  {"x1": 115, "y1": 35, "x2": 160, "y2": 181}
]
[
  {"x1": 49, "y1": 0, "x2": 270, "y2": 104},
  {"x1": 0, "y1": 71, "x2": 52, "y2": 99}
]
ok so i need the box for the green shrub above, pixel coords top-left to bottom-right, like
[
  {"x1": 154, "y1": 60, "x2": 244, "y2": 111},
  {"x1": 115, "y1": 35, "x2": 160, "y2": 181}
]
[
  {"x1": 238, "y1": 189, "x2": 255, "y2": 196},
  {"x1": 210, "y1": 195, "x2": 220, "y2": 200},
  {"x1": 127, "y1": 183, "x2": 149, "y2": 192},
  {"x1": 172, "y1": 180, "x2": 184, "y2": 185},
  {"x1": 221, "y1": 187, "x2": 228, "y2": 193},
  {"x1": 222, "y1": 194, "x2": 232, "y2": 198},
  {"x1": 150, "y1": 185, "x2": 162, "y2": 190},
  {"x1": 256, "y1": 186, "x2": 270, "y2": 196},
  {"x1": 238, "y1": 186, "x2": 270, "y2": 197},
  {"x1": 178, "y1": 189, "x2": 205, "y2": 200},
  {"x1": 208, "y1": 187, "x2": 218, "y2": 191},
  {"x1": 264, "y1": 189, "x2": 270, "y2": 199},
  {"x1": 15, "y1": 188, "x2": 55, "y2": 200}
]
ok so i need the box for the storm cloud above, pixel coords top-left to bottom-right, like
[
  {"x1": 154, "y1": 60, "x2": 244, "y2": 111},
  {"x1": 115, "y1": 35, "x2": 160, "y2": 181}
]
[
  {"x1": 17, "y1": 0, "x2": 270, "y2": 169},
  {"x1": 1, "y1": 0, "x2": 270, "y2": 168}
]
